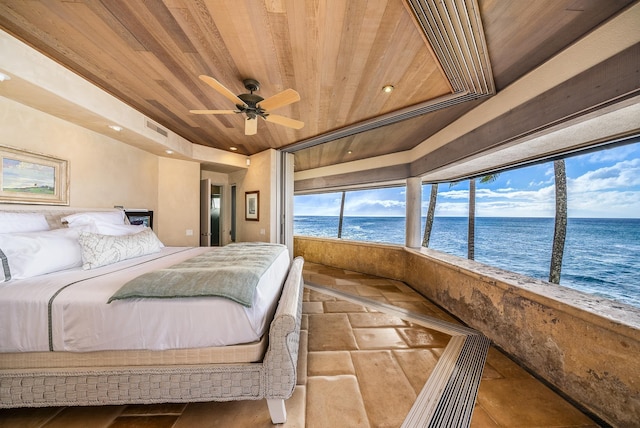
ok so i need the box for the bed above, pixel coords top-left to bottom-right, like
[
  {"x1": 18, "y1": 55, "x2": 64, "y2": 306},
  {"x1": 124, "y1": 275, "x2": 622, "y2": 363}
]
[{"x1": 0, "y1": 208, "x2": 304, "y2": 424}]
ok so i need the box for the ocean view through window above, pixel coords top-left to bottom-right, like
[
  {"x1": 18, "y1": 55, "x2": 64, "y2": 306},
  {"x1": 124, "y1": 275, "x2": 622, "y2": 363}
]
[{"x1": 294, "y1": 143, "x2": 640, "y2": 308}]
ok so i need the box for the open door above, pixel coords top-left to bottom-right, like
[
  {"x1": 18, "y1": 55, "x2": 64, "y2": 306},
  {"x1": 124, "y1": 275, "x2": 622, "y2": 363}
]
[
  {"x1": 200, "y1": 179, "x2": 211, "y2": 246},
  {"x1": 230, "y1": 184, "x2": 236, "y2": 242},
  {"x1": 200, "y1": 179, "x2": 223, "y2": 246},
  {"x1": 210, "y1": 185, "x2": 221, "y2": 246}
]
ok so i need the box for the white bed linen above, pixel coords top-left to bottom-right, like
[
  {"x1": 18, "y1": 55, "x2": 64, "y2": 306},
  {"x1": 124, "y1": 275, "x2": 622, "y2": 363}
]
[{"x1": 0, "y1": 246, "x2": 290, "y2": 353}]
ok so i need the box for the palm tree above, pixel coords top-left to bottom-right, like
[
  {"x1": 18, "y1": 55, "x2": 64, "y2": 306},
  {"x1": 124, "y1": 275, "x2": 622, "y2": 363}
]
[
  {"x1": 468, "y1": 174, "x2": 499, "y2": 260},
  {"x1": 422, "y1": 183, "x2": 438, "y2": 247},
  {"x1": 549, "y1": 159, "x2": 567, "y2": 284},
  {"x1": 422, "y1": 174, "x2": 498, "y2": 260},
  {"x1": 468, "y1": 178, "x2": 476, "y2": 260},
  {"x1": 337, "y1": 191, "x2": 346, "y2": 238}
]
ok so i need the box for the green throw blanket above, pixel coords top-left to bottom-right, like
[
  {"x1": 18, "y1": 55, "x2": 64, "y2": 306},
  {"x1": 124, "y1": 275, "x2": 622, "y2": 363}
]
[{"x1": 108, "y1": 243, "x2": 286, "y2": 307}]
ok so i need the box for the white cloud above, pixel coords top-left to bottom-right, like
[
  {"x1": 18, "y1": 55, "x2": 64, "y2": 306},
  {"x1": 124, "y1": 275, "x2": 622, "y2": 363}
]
[
  {"x1": 570, "y1": 158, "x2": 640, "y2": 192},
  {"x1": 461, "y1": 186, "x2": 555, "y2": 201},
  {"x1": 434, "y1": 184, "x2": 558, "y2": 216},
  {"x1": 529, "y1": 178, "x2": 553, "y2": 187},
  {"x1": 476, "y1": 200, "x2": 556, "y2": 217},
  {"x1": 433, "y1": 201, "x2": 468, "y2": 216},
  {"x1": 585, "y1": 145, "x2": 638, "y2": 163},
  {"x1": 438, "y1": 189, "x2": 468, "y2": 199},
  {"x1": 567, "y1": 190, "x2": 640, "y2": 217},
  {"x1": 294, "y1": 193, "x2": 344, "y2": 216},
  {"x1": 345, "y1": 198, "x2": 405, "y2": 215}
]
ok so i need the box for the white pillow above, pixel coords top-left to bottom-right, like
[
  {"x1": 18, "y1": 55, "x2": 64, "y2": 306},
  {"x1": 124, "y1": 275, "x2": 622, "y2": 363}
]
[
  {"x1": 0, "y1": 212, "x2": 50, "y2": 234},
  {"x1": 78, "y1": 229, "x2": 163, "y2": 270},
  {"x1": 93, "y1": 221, "x2": 146, "y2": 236},
  {"x1": 90, "y1": 221, "x2": 164, "y2": 247},
  {"x1": 62, "y1": 211, "x2": 125, "y2": 226},
  {"x1": 0, "y1": 227, "x2": 91, "y2": 282}
]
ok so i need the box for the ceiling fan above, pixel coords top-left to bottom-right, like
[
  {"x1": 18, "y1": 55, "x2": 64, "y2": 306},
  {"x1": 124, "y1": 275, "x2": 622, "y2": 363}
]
[{"x1": 190, "y1": 75, "x2": 304, "y2": 136}]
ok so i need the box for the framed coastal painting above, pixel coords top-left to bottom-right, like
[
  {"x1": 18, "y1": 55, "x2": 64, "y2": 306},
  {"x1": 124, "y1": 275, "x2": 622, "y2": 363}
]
[
  {"x1": 245, "y1": 190, "x2": 259, "y2": 221},
  {"x1": 0, "y1": 145, "x2": 69, "y2": 205}
]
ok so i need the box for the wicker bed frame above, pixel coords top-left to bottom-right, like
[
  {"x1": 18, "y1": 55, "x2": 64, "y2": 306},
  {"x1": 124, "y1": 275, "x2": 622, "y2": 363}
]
[{"x1": 0, "y1": 207, "x2": 304, "y2": 424}]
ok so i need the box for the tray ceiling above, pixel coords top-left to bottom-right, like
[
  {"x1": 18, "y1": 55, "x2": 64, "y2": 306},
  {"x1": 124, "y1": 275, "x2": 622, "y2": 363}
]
[{"x1": 0, "y1": 0, "x2": 634, "y2": 172}]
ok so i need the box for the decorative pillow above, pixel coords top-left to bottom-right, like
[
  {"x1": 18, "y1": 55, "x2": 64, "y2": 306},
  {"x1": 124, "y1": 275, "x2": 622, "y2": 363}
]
[
  {"x1": 0, "y1": 212, "x2": 50, "y2": 234},
  {"x1": 0, "y1": 227, "x2": 90, "y2": 282},
  {"x1": 78, "y1": 229, "x2": 163, "y2": 270},
  {"x1": 62, "y1": 210, "x2": 125, "y2": 227}
]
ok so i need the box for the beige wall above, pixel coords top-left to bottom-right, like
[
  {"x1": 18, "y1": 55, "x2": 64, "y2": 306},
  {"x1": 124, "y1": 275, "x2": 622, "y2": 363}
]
[
  {"x1": 0, "y1": 96, "x2": 202, "y2": 246},
  {"x1": 201, "y1": 170, "x2": 229, "y2": 185},
  {"x1": 230, "y1": 149, "x2": 276, "y2": 243},
  {"x1": 0, "y1": 96, "x2": 278, "y2": 247},
  {"x1": 157, "y1": 157, "x2": 200, "y2": 246},
  {"x1": 294, "y1": 236, "x2": 640, "y2": 427},
  {"x1": 0, "y1": 96, "x2": 158, "y2": 211}
]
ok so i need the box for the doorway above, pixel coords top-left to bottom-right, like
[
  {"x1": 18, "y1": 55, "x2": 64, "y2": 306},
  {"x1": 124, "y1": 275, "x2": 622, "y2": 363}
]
[
  {"x1": 200, "y1": 179, "x2": 222, "y2": 246},
  {"x1": 230, "y1": 184, "x2": 236, "y2": 242}
]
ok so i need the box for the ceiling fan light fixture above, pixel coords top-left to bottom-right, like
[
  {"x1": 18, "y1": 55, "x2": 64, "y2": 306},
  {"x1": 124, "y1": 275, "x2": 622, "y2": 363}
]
[
  {"x1": 192, "y1": 75, "x2": 304, "y2": 135},
  {"x1": 382, "y1": 84, "x2": 394, "y2": 93}
]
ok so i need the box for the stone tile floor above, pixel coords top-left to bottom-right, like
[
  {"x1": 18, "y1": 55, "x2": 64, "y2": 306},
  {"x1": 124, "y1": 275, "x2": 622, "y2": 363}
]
[{"x1": 0, "y1": 262, "x2": 599, "y2": 427}]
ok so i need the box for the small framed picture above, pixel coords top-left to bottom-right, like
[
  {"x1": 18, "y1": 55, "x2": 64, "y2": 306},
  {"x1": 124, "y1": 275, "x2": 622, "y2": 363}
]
[{"x1": 245, "y1": 190, "x2": 259, "y2": 221}]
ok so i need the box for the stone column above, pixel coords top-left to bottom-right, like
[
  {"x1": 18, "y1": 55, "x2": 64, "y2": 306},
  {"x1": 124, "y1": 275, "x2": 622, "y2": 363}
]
[{"x1": 405, "y1": 176, "x2": 422, "y2": 248}]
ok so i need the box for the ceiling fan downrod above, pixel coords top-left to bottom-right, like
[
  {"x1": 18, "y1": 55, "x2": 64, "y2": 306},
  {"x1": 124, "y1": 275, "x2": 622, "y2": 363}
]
[{"x1": 237, "y1": 78, "x2": 266, "y2": 118}]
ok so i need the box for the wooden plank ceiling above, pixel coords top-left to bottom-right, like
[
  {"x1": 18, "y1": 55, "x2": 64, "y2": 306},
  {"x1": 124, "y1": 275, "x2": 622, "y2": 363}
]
[{"x1": 0, "y1": 0, "x2": 634, "y2": 172}]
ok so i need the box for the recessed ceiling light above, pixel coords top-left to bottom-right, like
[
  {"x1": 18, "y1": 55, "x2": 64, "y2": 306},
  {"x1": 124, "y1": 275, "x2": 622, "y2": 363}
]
[
  {"x1": 108, "y1": 125, "x2": 122, "y2": 132},
  {"x1": 165, "y1": 150, "x2": 174, "y2": 155},
  {"x1": 230, "y1": 147, "x2": 238, "y2": 151},
  {"x1": 348, "y1": 150, "x2": 352, "y2": 154},
  {"x1": 0, "y1": 72, "x2": 11, "y2": 82},
  {"x1": 382, "y1": 85, "x2": 394, "y2": 93}
]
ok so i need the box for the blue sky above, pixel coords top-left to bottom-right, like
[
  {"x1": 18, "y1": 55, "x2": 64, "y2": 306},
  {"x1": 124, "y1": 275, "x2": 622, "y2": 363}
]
[{"x1": 294, "y1": 142, "x2": 640, "y2": 218}]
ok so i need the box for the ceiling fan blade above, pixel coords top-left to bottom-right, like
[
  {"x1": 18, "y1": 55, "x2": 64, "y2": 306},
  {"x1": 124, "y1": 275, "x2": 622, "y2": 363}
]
[
  {"x1": 258, "y1": 88, "x2": 300, "y2": 111},
  {"x1": 198, "y1": 75, "x2": 246, "y2": 107},
  {"x1": 189, "y1": 109, "x2": 237, "y2": 114},
  {"x1": 264, "y1": 114, "x2": 304, "y2": 130},
  {"x1": 245, "y1": 117, "x2": 258, "y2": 135}
]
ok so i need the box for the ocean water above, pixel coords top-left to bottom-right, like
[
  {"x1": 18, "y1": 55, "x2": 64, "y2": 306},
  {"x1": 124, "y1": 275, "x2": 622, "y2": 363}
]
[{"x1": 294, "y1": 216, "x2": 640, "y2": 308}]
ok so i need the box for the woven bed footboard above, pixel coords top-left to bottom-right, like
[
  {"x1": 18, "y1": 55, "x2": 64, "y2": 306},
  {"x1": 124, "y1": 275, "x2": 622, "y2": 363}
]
[
  {"x1": 264, "y1": 257, "x2": 305, "y2": 399},
  {"x1": 0, "y1": 365, "x2": 265, "y2": 407}
]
